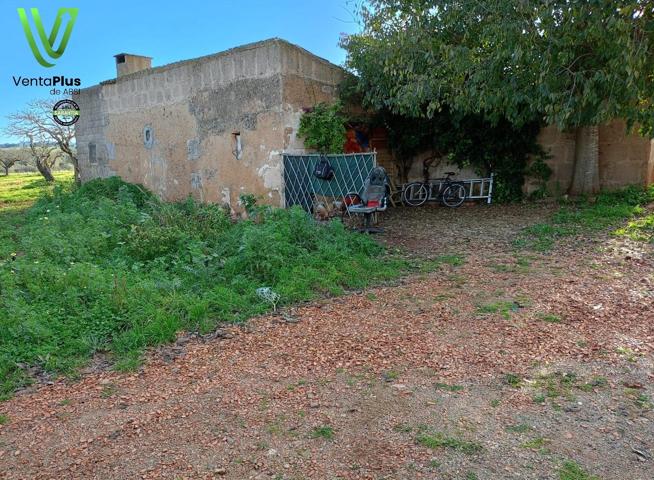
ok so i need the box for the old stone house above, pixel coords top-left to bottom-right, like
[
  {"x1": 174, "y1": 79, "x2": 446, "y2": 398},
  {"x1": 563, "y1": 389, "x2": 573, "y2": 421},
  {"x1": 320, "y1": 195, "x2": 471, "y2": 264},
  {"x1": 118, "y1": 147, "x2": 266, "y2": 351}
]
[
  {"x1": 75, "y1": 38, "x2": 653, "y2": 206},
  {"x1": 74, "y1": 38, "x2": 344, "y2": 207}
]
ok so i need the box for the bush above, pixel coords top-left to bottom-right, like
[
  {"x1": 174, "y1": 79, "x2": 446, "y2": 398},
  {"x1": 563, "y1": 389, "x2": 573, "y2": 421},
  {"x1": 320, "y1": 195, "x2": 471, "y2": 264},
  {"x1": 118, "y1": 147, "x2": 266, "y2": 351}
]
[
  {"x1": 0, "y1": 178, "x2": 404, "y2": 398},
  {"x1": 298, "y1": 102, "x2": 346, "y2": 154}
]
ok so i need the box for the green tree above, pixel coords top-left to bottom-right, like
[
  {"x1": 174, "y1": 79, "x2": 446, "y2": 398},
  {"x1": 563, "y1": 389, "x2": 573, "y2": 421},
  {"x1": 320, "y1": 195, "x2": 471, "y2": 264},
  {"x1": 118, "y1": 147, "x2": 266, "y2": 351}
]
[{"x1": 342, "y1": 1, "x2": 654, "y2": 194}]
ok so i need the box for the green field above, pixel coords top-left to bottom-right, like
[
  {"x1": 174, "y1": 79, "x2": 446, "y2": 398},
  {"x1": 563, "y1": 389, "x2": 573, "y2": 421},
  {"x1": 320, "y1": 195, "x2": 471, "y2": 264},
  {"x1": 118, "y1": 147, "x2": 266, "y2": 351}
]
[
  {"x1": 0, "y1": 174, "x2": 405, "y2": 399},
  {"x1": 0, "y1": 172, "x2": 74, "y2": 211}
]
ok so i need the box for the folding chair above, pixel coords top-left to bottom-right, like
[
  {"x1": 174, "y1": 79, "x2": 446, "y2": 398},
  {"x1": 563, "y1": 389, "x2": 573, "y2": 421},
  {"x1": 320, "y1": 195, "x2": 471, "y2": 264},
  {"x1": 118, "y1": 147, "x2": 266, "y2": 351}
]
[{"x1": 346, "y1": 166, "x2": 389, "y2": 233}]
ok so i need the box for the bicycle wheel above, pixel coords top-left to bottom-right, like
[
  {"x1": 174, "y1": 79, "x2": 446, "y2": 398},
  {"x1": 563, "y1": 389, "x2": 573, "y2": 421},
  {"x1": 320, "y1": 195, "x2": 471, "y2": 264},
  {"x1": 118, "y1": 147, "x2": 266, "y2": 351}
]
[
  {"x1": 402, "y1": 182, "x2": 429, "y2": 207},
  {"x1": 441, "y1": 183, "x2": 466, "y2": 208}
]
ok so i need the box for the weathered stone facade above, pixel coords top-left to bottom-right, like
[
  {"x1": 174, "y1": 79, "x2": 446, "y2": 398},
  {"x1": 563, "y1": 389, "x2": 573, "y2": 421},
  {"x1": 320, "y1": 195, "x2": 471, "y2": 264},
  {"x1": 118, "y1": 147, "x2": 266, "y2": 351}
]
[
  {"x1": 74, "y1": 39, "x2": 344, "y2": 207},
  {"x1": 399, "y1": 121, "x2": 653, "y2": 193},
  {"x1": 536, "y1": 121, "x2": 654, "y2": 194}
]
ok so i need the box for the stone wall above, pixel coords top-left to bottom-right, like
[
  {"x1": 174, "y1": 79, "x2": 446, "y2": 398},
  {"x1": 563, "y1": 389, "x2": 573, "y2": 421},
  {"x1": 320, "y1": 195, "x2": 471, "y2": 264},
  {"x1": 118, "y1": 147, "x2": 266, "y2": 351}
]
[
  {"x1": 394, "y1": 121, "x2": 653, "y2": 193},
  {"x1": 598, "y1": 121, "x2": 654, "y2": 189},
  {"x1": 74, "y1": 39, "x2": 344, "y2": 208},
  {"x1": 537, "y1": 121, "x2": 653, "y2": 193},
  {"x1": 280, "y1": 43, "x2": 345, "y2": 154}
]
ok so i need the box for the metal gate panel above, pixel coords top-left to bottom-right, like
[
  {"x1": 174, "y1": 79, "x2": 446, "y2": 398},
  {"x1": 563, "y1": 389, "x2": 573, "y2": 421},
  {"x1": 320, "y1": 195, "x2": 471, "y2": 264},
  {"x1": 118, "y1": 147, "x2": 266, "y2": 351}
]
[{"x1": 283, "y1": 153, "x2": 376, "y2": 212}]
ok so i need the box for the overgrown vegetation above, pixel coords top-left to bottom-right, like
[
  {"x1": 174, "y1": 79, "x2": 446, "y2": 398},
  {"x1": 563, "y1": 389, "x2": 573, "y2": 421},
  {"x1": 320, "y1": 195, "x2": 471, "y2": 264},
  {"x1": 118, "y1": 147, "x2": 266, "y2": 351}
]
[
  {"x1": 355, "y1": 106, "x2": 551, "y2": 202},
  {"x1": 0, "y1": 177, "x2": 405, "y2": 399},
  {"x1": 298, "y1": 102, "x2": 346, "y2": 154},
  {"x1": 615, "y1": 212, "x2": 654, "y2": 243},
  {"x1": 517, "y1": 186, "x2": 654, "y2": 251}
]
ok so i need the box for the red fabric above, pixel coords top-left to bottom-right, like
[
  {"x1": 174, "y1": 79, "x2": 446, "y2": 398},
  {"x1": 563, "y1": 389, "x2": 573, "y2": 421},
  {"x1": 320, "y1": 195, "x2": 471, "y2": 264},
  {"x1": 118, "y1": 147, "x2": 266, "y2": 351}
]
[
  {"x1": 344, "y1": 194, "x2": 361, "y2": 206},
  {"x1": 367, "y1": 200, "x2": 380, "y2": 208},
  {"x1": 343, "y1": 129, "x2": 362, "y2": 154}
]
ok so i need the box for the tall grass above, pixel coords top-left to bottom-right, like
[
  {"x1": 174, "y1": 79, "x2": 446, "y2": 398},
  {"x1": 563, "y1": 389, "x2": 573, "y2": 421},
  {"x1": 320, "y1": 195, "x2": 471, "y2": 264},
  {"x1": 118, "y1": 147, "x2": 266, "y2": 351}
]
[{"x1": 0, "y1": 177, "x2": 405, "y2": 399}]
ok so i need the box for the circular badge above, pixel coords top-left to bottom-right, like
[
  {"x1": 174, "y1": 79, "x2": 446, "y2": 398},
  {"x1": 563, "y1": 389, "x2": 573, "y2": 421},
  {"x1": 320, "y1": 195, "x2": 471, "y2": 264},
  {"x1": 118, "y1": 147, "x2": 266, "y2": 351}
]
[{"x1": 52, "y1": 99, "x2": 80, "y2": 126}]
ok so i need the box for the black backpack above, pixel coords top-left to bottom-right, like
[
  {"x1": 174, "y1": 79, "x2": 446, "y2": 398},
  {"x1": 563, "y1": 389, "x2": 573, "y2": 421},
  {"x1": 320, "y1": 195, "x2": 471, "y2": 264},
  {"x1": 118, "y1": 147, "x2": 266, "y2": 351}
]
[{"x1": 313, "y1": 158, "x2": 334, "y2": 180}]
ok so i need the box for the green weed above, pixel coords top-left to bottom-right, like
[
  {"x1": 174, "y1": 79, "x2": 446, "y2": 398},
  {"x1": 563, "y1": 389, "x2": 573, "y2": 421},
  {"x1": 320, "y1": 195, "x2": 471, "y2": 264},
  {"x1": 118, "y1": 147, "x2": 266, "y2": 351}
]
[
  {"x1": 533, "y1": 394, "x2": 546, "y2": 404},
  {"x1": 506, "y1": 423, "x2": 531, "y2": 433},
  {"x1": 416, "y1": 254, "x2": 465, "y2": 272},
  {"x1": 532, "y1": 372, "x2": 578, "y2": 402},
  {"x1": 614, "y1": 213, "x2": 654, "y2": 243},
  {"x1": 416, "y1": 431, "x2": 482, "y2": 454},
  {"x1": 578, "y1": 377, "x2": 608, "y2": 392},
  {"x1": 522, "y1": 437, "x2": 549, "y2": 451},
  {"x1": 435, "y1": 254, "x2": 465, "y2": 266},
  {"x1": 434, "y1": 383, "x2": 464, "y2": 392},
  {"x1": 616, "y1": 346, "x2": 641, "y2": 362},
  {"x1": 558, "y1": 461, "x2": 600, "y2": 480},
  {"x1": 428, "y1": 459, "x2": 441, "y2": 469},
  {"x1": 0, "y1": 177, "x2": 407, "y2": 399},
  {"x1": 505, "y1": 373, "x2": 523, "y2": 388},
  {"x1": 311, "y1": 426, "x2": 334, "y2": 440},
  {"x1": 517, "y1": 186, "x2": 654, "y2": 251},
  {"x1": 537, "y1": 313, "x2": 563, "y2": 324},
  {"x1": 382, "y1": 370, "x2": 400, "y2": 382},
  {"x1": 625, "y1": 388, "x2": 653, "y2": 410},
  {"x1": 393, "y1": 423, "x2": 413, "y2": 433},
  {"x1": 477, "y1": 300, "x2": 523, "y2": 319}
]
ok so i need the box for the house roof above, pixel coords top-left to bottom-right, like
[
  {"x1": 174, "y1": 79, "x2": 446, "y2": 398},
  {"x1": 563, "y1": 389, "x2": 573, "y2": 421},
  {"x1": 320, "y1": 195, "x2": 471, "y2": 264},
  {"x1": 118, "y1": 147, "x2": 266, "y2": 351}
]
[{"x1": 98, "y1": 38, "x2": 343, "y2": 86}]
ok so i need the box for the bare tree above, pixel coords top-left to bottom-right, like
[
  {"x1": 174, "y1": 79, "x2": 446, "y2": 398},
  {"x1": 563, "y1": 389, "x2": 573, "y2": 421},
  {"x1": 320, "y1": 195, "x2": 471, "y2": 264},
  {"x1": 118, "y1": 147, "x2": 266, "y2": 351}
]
[
  {"x1": 26, "y1": 134, "x2": 62, "y2": 182},
  {"x1": 0, "y1": 150, "x2": 21, "y2": 176},
  {"x1": 5, "y1": 100, "x2": 79, "y2": 184}
]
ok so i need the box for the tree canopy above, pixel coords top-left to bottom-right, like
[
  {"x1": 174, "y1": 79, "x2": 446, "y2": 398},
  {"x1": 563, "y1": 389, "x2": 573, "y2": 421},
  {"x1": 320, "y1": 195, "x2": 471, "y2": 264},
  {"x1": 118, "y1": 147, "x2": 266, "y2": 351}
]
[{"x1": 342, "y1": 0, "x2": 654, "y2": 134}]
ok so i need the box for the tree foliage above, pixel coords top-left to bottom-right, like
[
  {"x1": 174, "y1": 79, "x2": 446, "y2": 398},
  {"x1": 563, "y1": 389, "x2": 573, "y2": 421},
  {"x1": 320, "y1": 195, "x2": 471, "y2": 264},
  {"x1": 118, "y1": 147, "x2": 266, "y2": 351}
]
[
  {"x1": 342, "y1": 0, "x2": 654, "y2": 133},
  {"x1": 298, "y1": 102, "x2": 347, "y2": 153},
  {"x1": 368, "y1": 107, "x2": 549, "y2": 201}
]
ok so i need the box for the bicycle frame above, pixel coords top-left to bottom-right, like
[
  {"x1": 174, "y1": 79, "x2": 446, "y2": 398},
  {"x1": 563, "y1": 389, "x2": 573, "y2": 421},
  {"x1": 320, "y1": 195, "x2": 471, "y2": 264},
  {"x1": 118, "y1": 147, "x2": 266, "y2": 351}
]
[{"x1": 421, "y1": 178, "x2": 462, "y2": 202}]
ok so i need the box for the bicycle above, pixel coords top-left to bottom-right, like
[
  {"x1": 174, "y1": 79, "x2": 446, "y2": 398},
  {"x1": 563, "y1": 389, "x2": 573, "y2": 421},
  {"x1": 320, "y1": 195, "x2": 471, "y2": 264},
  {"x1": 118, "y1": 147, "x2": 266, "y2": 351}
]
[{"x1": 402, "y1": 171, "x2": 467, "y2": 208}]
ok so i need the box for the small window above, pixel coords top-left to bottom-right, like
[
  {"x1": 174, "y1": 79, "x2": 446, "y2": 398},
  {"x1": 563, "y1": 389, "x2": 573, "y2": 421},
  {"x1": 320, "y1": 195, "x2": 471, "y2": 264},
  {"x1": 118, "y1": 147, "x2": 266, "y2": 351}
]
[
  {"x1": 116, "y1": 54, "x2": 126, "y2": 64},
  {"x1": 88, "y1": 143, "x2": 97, "y2": 164},
  {"x1": 143, "y1": 126, "x2": 154, "y2": 148},
  {"x1": 232, "y1": 132, "x2": 242, "y2": 160}
]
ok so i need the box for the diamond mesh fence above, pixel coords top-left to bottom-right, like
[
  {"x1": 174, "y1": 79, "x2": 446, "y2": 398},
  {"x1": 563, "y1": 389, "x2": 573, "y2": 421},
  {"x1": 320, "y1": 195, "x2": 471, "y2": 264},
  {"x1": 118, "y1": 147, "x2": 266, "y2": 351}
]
[{"x1": 283, "y1": 153, "x2": 377, "y2": 215}]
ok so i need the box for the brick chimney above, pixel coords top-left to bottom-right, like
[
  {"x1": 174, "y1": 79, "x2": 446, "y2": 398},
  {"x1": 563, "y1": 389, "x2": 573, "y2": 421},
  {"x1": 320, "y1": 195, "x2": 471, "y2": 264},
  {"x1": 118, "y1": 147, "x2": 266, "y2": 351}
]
[{"x1": 114, "y1": 53, "x2": 152, "y2": 78}]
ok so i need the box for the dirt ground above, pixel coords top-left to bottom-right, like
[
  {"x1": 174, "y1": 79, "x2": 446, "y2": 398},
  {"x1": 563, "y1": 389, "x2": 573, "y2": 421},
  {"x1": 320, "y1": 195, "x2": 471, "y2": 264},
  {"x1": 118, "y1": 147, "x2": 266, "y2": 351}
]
[{"x1": 1, "y1": 204, "x2": 652, "y2": 480}]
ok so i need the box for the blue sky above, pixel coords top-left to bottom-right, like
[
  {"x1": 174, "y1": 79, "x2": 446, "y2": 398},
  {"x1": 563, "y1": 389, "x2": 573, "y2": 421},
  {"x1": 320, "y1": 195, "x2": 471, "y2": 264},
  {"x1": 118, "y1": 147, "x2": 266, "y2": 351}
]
[{"x1": 0, "y1": 0, "x2": 362, "y2": 142}]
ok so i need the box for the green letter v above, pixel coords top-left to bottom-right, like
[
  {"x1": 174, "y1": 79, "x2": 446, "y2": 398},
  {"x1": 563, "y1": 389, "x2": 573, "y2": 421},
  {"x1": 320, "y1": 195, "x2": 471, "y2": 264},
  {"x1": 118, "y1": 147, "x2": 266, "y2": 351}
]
[{"x1": 18, "y1": 8, "x2": 79, "y2": 68}]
